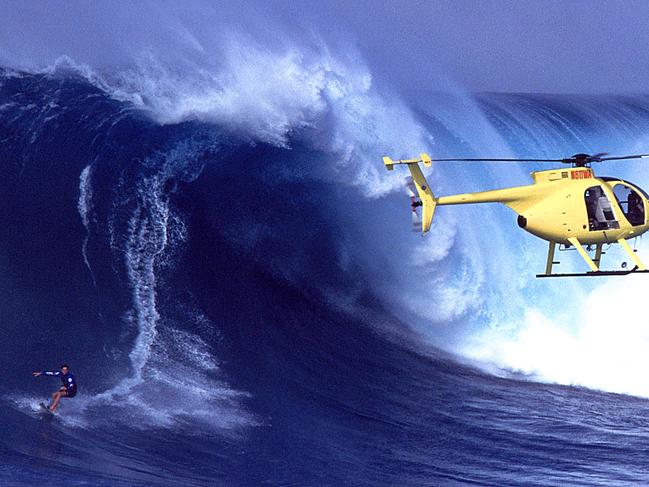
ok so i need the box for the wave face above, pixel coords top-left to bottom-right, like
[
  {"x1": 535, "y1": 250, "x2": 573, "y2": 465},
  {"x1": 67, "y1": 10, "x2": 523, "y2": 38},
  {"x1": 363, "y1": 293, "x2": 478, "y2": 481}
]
[{"x1": 3, "y1": 64, "x2": 649, "y2": 487}]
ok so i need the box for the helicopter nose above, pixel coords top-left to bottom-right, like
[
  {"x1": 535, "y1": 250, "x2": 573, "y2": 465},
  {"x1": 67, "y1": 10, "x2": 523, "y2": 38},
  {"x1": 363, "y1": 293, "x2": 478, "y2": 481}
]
[{"x1": 517, "y1": 215, "x2": 527, "y2": 228}]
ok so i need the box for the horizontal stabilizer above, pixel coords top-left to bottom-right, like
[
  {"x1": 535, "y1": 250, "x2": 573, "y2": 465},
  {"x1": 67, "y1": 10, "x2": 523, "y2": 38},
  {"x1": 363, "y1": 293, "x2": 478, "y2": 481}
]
[{"x1": 383, "y1": 153, "x2": 432, "y2": 169}]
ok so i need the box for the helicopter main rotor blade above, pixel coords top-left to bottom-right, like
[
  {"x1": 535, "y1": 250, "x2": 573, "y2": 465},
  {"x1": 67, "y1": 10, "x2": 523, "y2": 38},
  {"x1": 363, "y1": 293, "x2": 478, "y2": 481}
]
[
  {"x1": 393, "y1": 152, "x2": 649, "y2": 166},
  {"x1": 598, "y1": 154, "x2": 649, "y2": 161},
  {"x1": 590, "y1": 152, "x2": 609, "y2": 160},
  {"x1": 425, "y1": 154, "x2": 649, "y2": 164}
]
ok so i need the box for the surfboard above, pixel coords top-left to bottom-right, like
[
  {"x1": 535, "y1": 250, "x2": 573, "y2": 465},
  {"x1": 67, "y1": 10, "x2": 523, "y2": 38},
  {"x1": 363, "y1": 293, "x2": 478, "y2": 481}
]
[{"x1": 39, "y1": 402, "x2": 53, "y2": 414}]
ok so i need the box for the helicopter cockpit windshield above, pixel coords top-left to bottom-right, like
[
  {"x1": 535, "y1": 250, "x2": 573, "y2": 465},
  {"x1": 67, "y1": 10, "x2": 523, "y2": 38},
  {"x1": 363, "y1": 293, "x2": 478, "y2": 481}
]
[
  {"x1": 611, "y1": 182, "x2": 646, "y2": 226},
  {"x1": 585, "y1": 186, "x2": 620, "y2": 231}
]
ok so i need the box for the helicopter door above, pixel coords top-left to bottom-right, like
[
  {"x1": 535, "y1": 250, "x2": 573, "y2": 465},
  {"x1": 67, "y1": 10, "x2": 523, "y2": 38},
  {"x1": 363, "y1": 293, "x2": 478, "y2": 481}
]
[
  {"x1": 612, "y1": 183, "x2": 646, "y2": 226},
  {"x1": 585, "y1": 186, "x2": 620, "y2": 231}
]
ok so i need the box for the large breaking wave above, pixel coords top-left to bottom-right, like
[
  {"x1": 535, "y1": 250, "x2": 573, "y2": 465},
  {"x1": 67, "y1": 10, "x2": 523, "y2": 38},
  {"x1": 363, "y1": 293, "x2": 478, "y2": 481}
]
[{"x1": 3, "y1": 32, "x2": 649, "y2": 485}]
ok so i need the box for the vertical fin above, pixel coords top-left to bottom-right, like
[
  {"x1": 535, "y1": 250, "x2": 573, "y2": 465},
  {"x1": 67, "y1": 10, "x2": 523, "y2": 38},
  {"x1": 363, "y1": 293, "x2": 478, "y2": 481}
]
[{"x1": 406, "y1": 163, "x2": 436, "y2": 233}]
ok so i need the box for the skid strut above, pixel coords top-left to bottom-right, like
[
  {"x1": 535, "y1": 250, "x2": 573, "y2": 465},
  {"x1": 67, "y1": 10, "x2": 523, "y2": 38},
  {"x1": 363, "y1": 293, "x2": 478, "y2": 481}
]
[{"x1": 538, "y1": 237, "x2": 649, "y2": 277}]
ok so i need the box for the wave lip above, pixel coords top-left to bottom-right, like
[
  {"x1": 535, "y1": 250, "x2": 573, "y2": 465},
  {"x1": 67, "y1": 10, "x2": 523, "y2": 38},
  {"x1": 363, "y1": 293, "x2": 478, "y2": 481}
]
[{"x1": 40, "y1": 33, "x2": 429, "y2": 197}]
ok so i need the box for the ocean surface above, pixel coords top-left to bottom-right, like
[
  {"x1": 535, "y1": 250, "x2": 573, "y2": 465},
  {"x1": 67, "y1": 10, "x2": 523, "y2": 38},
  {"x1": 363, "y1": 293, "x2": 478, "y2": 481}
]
[{"x1": 2, "y1": 66, "x2": 649, "y2": 486}]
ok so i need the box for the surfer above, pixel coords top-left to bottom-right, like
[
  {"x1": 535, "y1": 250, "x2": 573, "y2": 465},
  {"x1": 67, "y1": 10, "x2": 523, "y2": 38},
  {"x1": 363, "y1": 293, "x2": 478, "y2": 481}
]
[{"x1": 32, "y1": 364, "x2": 77, "y2": 412}]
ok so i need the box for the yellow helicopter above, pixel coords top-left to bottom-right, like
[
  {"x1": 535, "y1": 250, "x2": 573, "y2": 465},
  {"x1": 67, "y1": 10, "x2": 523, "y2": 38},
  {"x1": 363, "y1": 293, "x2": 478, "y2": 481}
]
[{"x1": 383, "y1": 152, "x2": 649, "y2": 278}]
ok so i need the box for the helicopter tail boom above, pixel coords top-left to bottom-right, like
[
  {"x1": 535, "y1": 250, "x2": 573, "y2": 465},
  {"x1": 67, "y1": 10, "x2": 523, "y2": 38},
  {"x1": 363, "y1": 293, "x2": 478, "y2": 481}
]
[{"x1": 383, "y1": 154, "x2": 436, "y2": 233}]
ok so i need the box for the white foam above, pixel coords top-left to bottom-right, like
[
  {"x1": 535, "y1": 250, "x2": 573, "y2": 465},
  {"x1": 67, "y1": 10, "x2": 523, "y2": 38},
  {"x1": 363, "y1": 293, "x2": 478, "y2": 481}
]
[
  {"x1": 463, "y1": 269, "x2": 649, "y2": 398},
  {"x1": 78, "y1": 164, "x2": 97, "y2": 286},
  {"x1": 86, "y1": 146, "x2": 254, "y2": 432},
  {"x1": 7, "y1": 395, "x2": 44, "y2": 413},
  {"x1": 41, "y1": 35, "x2": 428, "y2": 198}
]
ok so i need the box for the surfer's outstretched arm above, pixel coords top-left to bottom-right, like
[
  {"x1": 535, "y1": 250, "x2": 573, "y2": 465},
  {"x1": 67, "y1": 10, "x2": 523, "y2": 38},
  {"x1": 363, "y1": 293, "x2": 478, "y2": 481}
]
[{"x1": 32, "y1": 371, "x2": 61, "y2": 377}]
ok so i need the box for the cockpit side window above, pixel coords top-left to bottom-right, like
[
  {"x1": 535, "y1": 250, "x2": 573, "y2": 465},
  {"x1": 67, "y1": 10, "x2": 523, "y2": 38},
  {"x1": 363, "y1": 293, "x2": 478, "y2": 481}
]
[
  {"x1": 585, "y1": 186, "x2": 620, "y2": 231},
  {"x1": 612, "y1": 183, "x2": 645, "y2": 226}
]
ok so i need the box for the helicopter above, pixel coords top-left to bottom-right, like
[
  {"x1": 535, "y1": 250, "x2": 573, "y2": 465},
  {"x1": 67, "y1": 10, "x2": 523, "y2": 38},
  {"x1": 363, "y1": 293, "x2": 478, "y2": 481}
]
[{"x1": 383, "y1": 152, "x2": 649, "y2": 278}]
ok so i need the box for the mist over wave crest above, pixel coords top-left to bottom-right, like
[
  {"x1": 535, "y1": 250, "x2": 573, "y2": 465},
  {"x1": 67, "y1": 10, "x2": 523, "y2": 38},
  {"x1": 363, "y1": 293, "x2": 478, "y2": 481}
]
[{"x1": 45, "y1": 31, "x2": 429, "y2": 198}]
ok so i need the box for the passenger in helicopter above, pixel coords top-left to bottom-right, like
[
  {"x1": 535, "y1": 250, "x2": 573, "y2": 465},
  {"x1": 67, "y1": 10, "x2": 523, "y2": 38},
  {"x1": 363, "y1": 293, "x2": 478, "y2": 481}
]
[{"x1": 627, "y1": 190, "x2": 644, "y2": 225}]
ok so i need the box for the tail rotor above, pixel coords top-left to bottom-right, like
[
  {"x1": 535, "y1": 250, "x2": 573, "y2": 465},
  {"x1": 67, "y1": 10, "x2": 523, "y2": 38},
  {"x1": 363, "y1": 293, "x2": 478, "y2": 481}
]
[{"x1": 405, "y1": 177, "x2": 423, "y2": 232}]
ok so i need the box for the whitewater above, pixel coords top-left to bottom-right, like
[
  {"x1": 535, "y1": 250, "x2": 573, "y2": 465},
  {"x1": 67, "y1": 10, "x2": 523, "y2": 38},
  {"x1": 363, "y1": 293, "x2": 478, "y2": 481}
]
[{"x1": 2, "y1": 24, "x2": 649, "y2": 486}]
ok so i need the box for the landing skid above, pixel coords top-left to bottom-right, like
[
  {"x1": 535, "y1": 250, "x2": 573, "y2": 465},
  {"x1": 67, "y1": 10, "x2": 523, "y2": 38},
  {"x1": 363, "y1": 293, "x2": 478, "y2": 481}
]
[
  {"x1": 537, "y1": 269, "x2": 649, "y2": 278},
  {"x1": 541, "y1": 237, "x2": 648, "y2": 278}
]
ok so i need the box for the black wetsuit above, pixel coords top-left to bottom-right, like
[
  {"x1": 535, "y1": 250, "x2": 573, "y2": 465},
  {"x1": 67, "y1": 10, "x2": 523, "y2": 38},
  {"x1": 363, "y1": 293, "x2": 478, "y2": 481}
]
[{"x1": 43, "y1": 371, "x2": 77, "y2": 397}]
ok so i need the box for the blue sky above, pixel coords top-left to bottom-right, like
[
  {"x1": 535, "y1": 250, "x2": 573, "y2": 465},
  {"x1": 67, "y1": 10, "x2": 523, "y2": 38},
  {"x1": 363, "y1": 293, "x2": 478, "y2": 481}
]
[{"x1": 2, "y1": 0, "x2": 649, "y2": 94}]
